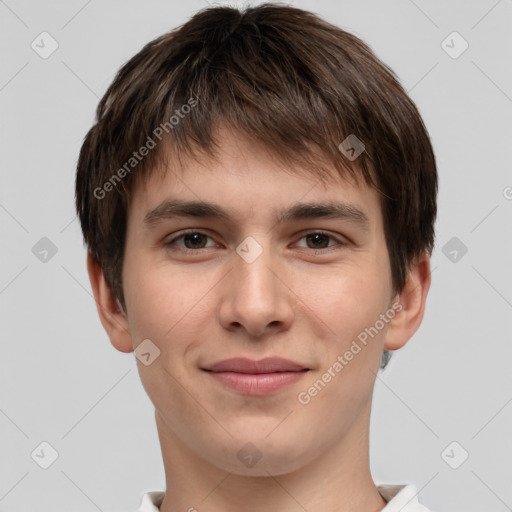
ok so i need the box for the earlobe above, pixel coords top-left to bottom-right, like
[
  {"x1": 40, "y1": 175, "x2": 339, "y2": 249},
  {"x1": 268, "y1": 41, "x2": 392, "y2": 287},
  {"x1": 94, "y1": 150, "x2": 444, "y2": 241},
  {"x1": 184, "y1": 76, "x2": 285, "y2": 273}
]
[
  {"x1": 383, "y1": 252, "x2": 432, "y2": 351},
  {"x1": 86, "y1": 252, "x2": 134, "y2": 353}
]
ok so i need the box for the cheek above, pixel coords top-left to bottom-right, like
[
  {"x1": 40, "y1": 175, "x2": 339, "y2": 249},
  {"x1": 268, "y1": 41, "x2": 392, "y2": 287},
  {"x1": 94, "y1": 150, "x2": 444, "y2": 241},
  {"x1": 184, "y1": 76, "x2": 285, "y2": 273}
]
[
  {"x1": 296, "y1": 265, "x2": 387, "y2": 422},
  {"x1": 123, "y1": 259, "x2": 215, "y2": 351},
  {"x1": 122, "y1": 262, "x2": 210, "y2": 411},
  {"x1": 295, "y1": 260, "x2": 386, "y2": 341}
]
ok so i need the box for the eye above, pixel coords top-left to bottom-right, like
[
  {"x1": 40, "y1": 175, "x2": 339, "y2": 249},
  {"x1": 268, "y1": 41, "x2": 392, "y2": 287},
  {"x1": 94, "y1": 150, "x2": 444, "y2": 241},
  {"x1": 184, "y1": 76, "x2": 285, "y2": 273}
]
[
  {"x1": 164, "y1": 230, "x2": 216, "y2": 253},
  {"x1": 294, "y1": 231, "x2": 347, "y2": 252}
]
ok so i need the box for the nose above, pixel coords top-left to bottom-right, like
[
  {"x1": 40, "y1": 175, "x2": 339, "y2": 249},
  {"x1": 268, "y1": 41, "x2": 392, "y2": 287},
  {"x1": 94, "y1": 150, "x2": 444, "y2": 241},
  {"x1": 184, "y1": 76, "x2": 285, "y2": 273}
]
[{"x1": 217, "y1": 237, "x2": 295, "y2": 339}]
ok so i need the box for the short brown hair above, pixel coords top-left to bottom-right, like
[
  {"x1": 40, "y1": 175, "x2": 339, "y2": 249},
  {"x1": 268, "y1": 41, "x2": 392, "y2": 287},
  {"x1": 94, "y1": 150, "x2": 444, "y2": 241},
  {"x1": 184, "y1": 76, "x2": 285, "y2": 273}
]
[{"x1": 75, "y1": 2, "x2": 437, "y2": 368}]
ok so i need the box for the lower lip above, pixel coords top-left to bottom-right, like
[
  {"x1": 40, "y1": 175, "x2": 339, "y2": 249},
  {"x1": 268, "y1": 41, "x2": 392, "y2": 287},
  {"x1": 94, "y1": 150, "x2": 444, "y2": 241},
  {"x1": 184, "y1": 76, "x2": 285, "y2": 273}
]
[{"x1": 205, "y1": 370, "x2": 308, "y2": 395}]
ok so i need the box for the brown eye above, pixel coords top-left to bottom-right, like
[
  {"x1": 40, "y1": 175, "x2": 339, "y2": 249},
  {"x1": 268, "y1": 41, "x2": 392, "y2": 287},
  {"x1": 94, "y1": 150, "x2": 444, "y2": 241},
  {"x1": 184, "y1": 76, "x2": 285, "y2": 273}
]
[
  {"x1": 304, "y1": 233, "x2": 331, "y2": 249},
  {"x1": 181, "y1": 233, "x2": 208, "y2": 249},
  {"x1": 295, "y1": 231, "x2": 346, "y2": 252},
  {"x1": 165, "y1": 230, "x2": 215, "y2": 252}
]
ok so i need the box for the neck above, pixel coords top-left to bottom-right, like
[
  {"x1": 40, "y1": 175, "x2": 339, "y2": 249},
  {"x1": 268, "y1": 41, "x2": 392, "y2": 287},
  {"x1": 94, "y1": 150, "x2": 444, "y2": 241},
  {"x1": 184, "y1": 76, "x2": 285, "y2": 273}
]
[{"x1": 156, "y1": 403, "x2": 387, "y2": 512}]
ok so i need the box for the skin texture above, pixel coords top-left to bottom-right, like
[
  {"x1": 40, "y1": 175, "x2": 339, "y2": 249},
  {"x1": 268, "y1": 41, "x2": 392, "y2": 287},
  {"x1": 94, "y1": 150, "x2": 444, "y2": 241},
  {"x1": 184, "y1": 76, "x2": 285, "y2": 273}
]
[{"x1": 88, "y1": 125, "x2": 431, "y2": 512}]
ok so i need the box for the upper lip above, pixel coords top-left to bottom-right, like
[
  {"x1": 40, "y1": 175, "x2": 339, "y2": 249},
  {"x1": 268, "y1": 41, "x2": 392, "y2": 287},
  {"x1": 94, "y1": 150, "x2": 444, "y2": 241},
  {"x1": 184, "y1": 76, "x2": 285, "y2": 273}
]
[{"x1": 203, "y1": 357, "x2": 309, "y2": 374}]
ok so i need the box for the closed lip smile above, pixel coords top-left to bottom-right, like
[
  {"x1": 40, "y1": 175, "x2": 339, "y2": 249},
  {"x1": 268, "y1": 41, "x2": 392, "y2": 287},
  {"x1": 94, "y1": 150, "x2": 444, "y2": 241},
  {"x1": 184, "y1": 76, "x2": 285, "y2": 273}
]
[{"x1": 202, "y1": 357, "x2": 310, "y2": 395}]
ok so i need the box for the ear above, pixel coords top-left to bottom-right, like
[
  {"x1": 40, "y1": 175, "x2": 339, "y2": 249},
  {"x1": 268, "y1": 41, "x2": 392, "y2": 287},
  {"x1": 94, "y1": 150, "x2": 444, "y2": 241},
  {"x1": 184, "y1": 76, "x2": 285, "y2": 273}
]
[
  {"x1": 86, "y1": 252, "x2": 134, "y2": 353},
  {"x1": 383, "y1": 251, "x2": 432, "y2": 351}
]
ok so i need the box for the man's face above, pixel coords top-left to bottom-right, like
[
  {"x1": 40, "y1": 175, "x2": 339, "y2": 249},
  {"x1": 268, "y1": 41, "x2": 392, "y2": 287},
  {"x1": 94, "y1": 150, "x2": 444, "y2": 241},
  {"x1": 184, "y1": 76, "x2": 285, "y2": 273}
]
[{"x1": 121, "y1": 126, "x2": 396, "y2": 475}]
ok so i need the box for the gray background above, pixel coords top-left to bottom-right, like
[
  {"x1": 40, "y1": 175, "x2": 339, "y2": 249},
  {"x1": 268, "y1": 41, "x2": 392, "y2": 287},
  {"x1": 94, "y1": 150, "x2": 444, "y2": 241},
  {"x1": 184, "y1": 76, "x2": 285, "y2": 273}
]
[{"x1": 1, "y1": 0, "x2": 511, "y2": 511}]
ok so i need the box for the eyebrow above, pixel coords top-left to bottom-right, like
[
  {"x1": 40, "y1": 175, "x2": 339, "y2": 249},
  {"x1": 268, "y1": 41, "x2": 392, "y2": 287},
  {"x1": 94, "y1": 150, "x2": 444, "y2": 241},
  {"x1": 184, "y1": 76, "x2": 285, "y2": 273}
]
[{"x1": 143, "y1": 199, "x2": 371, "y2": 231}]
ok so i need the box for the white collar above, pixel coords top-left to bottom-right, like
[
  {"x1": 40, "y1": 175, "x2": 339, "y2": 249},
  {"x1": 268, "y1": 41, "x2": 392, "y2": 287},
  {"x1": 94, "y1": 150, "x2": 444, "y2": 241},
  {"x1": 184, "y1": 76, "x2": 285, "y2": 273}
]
[{"x1": 135, "y1": 483, "x2": 431, "y2": 511}]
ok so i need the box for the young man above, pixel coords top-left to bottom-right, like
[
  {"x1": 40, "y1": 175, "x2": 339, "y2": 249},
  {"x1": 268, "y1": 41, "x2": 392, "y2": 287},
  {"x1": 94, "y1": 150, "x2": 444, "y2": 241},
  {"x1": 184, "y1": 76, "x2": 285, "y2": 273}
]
[{"x1": 75, "y1": 3, "x2": 437, "y2": 511}]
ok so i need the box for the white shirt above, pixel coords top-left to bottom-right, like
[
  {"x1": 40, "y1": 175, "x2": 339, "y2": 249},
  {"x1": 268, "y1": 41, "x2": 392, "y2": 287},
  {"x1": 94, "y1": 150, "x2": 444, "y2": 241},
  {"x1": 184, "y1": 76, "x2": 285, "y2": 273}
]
[{"x1": 134, "y1": 484, "x2": 434, "y2": 511}]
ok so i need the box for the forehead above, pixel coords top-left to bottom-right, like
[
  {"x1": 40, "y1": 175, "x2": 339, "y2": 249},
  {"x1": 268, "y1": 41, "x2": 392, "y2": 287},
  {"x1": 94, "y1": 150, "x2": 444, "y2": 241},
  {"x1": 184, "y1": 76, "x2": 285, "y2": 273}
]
[{"x1": 128, "y1": 127, "x2": 383, "y2": 231}]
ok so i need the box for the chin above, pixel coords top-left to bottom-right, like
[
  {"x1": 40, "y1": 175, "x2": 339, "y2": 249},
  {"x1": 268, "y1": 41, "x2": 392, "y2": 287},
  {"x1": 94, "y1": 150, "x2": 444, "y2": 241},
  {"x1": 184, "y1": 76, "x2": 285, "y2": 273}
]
[{"x1": 204, "y1": 433, "x2": 313, "y2": 477}]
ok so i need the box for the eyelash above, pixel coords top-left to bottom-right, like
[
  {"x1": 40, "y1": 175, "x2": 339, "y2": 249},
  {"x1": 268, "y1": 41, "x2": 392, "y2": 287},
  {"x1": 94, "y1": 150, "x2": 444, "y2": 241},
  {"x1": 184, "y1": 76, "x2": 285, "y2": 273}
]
[{"x1": 164, "y1": 230, "x2": 347, "y2": 255}]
